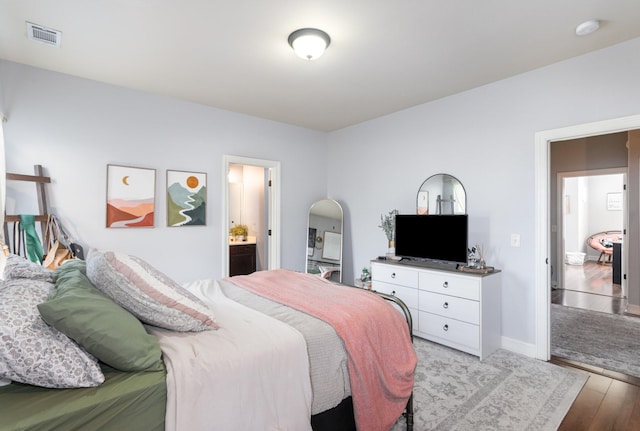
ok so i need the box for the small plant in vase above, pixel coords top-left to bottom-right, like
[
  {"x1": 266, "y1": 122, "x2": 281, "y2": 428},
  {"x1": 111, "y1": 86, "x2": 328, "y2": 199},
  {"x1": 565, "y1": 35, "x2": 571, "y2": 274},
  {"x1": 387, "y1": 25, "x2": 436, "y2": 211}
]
[
  {"x1": 379, "y1": 209, "x2": 399, "y2": 257},
  {"x1": 359, "y1": 267, "x2": 372, "y2": 290},
  {"x1": 229, "y1": 224, "x2": 249, "y2": 241}
]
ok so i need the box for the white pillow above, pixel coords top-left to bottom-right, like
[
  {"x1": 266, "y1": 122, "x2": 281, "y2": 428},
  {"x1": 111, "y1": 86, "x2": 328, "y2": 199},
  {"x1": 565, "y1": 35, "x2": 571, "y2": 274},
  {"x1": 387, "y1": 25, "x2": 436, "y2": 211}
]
[
  {"x1": 0, "y1": 278, "x2": 104, "y2": 388},
  {"x1": 86, "y1": 250, "x2": 218, "y2": 332}
]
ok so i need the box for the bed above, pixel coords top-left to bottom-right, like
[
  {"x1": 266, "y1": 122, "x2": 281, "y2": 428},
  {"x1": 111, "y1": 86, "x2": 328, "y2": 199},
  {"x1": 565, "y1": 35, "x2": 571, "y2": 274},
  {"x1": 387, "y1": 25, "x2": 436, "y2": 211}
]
[{"x1": 0, "y1": 250, "x2": 416, "y2": 431}]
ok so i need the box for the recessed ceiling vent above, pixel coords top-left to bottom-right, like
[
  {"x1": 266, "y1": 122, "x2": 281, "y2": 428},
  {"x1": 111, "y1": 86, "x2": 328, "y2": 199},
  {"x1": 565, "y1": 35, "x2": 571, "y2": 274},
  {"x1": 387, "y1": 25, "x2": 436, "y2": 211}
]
[{"x1": 26, "y1": 22, "x2": 61, "y2": 47}]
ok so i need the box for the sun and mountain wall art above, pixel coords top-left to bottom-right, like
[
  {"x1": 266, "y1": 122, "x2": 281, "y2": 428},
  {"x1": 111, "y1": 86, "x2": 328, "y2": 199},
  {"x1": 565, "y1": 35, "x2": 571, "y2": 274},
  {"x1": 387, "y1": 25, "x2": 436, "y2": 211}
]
[
  {"x1": 106, "y1": 165, "x2": 156, "y2": 228},
  {"x1": 166, "y1": 170, "x2": 207, "y2": 227}
]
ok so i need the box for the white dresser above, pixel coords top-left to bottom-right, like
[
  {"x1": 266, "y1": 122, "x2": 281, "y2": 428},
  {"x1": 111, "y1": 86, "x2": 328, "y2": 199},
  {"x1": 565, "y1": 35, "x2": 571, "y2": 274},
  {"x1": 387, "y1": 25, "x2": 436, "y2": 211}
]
[{"x1": 371, "y1": 260, "x2": 501, "y2": 360}]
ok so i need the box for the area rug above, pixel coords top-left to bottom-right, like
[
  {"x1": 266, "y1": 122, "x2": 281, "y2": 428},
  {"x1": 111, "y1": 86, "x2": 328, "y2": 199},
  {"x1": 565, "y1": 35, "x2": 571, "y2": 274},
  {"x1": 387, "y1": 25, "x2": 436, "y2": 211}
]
[
  {"x1": 391, "y1": 338, "x2": 587, "y2": 431},
  {"x1": 551, "y1": 303, "x2": 640, "y2": 378}
]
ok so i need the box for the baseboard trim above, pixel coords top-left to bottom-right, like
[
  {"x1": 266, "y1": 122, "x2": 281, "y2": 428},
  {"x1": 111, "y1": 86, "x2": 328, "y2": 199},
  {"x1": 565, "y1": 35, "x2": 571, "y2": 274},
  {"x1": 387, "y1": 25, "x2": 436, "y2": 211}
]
[
  {"x1": 501, "y1": 336, "x2": 537, "y2": 359},
  {"x1": 625, "y1": 303, "x2": 640, "y2": 317}
]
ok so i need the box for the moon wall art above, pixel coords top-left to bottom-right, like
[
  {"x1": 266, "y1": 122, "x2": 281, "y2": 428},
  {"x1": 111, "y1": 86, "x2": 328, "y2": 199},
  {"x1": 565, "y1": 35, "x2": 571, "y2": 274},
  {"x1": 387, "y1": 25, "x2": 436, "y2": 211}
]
[
  {"x1": 166, "y1": 170, "x2": 207, "y2": 226},
  {"x1": 106, "y1": 165, "x2": 156, "y2": 228}
]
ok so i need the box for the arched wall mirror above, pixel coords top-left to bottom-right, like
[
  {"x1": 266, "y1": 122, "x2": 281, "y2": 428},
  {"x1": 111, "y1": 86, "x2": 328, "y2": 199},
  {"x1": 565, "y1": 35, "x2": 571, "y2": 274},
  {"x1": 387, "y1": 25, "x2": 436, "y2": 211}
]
[
  {"x1": 306, "y1": 199, "x2": 343, "y2": 282},
  {"x1": 417, "y1": 174, "x2": 466, "y2": 215}
]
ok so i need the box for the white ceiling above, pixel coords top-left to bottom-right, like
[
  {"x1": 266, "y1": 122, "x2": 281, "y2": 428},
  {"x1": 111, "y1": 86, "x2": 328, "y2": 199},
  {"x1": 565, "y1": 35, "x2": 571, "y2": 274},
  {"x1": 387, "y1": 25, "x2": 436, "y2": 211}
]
[{"x1": 1, "y1": 1, "x2": 640, "y2": 132}]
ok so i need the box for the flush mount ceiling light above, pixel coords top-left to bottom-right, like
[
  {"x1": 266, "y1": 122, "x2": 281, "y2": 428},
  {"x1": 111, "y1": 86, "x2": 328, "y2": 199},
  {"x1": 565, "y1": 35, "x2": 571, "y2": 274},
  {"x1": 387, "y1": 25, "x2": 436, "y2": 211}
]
[
  {"x1": 288, "y1": 28, "x2": 331, "y2": 60},
  {"x1": 575, "y1": 19, "x2": 600, "y2": 36}
]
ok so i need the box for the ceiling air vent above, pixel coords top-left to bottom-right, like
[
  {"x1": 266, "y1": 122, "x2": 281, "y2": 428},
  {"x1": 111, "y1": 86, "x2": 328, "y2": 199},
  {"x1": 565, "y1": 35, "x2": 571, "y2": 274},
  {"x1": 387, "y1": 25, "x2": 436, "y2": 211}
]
[{"x1": 26, "y1": 22, "x2": 61, "y2": 47}]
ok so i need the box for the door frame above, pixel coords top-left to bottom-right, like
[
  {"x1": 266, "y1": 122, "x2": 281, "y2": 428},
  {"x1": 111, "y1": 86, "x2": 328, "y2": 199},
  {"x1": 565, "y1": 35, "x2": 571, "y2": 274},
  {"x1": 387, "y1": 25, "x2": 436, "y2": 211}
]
[
  {"x1": 222, "y1": 155, "x2": 281, "y2": 277},
  {"x1": 534, "y1": 114, "x2": 640, "y2": 360}
]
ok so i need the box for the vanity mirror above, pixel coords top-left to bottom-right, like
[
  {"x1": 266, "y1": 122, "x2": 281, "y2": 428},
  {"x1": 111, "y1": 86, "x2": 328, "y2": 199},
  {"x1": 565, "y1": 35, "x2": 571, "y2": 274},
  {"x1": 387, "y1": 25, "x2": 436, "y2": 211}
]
[
  {"x1": 416, "y1": 173, "x2": 466, "y2": 215},
  {"x1": 305, "y1": 199, "x2": 343, "y2": 282}
]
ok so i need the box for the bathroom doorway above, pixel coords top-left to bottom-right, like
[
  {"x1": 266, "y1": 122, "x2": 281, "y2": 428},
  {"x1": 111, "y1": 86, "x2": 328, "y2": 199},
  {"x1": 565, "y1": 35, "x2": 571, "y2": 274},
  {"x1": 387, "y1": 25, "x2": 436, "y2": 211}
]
[{"x1": 222, "y1": 155, "x2": 281, "y2": 277}]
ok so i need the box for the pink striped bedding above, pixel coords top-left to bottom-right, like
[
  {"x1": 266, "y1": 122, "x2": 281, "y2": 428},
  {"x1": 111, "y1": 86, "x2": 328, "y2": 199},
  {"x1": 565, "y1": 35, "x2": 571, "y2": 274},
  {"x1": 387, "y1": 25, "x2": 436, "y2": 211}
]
[{"x1": 226, "y1": 269, "x2": 416, "y2": 431}]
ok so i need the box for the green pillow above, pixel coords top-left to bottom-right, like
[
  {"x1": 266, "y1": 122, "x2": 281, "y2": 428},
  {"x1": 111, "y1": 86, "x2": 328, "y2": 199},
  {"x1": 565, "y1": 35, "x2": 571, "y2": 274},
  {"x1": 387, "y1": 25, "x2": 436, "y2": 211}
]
[
  {"x1": 54, "y1": 259, "x2": 87, "y2": 277},
  {"x1": 38, "y1": 269, "x2": 164, "y2": 372}
]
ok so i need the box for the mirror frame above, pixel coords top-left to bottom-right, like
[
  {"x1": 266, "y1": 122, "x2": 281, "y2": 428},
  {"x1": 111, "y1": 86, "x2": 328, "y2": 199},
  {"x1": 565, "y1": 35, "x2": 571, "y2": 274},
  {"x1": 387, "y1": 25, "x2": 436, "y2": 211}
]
[
  {"x1": 416, "y1": 173, "x2": 467, "y2": 215},
  {"x1": 305, "y1": 198, "x2": 343, "y2": 282}
]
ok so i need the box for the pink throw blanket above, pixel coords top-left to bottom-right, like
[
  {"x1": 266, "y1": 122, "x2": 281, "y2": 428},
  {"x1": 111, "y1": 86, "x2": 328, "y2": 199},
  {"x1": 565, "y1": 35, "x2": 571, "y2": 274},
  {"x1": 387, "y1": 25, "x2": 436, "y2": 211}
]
[{"x1": 226, "y1": 269, "x2": 417, "y2": 431}]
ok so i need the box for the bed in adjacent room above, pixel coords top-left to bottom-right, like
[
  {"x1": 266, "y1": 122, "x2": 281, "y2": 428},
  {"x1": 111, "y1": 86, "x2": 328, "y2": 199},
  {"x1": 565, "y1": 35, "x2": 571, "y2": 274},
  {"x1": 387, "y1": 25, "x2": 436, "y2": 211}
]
[{"x1": 0, "y1": 250, "x2": 416, "y2": 431}]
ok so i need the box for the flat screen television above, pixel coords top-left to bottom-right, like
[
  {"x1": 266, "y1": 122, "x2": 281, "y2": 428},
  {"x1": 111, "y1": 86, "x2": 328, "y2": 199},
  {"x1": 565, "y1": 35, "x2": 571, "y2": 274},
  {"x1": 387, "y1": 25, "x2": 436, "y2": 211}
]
[{"x1": 394, "y1": 214, "x2": 468, "y2": 265}]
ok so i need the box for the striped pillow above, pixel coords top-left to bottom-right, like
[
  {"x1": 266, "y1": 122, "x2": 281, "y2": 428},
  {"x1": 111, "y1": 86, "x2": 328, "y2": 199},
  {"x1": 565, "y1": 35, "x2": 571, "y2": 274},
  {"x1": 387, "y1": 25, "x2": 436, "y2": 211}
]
[{"x1": 86, "y1": 250, "x2": 218, "y2": 332}]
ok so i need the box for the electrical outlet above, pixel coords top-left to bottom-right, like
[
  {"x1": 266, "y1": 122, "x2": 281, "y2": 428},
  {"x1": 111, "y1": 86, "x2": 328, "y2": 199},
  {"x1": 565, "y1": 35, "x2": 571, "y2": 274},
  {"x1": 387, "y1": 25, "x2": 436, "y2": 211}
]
[{"x1": 510, "y1": 234, "x2": 521, "y2": 247}]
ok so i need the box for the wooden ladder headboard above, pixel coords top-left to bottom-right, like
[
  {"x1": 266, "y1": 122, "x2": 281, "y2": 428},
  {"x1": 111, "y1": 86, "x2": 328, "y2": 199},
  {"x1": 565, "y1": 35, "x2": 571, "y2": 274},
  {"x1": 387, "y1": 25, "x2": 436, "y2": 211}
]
[{"x1": 4, "y1": 164, "x2": 51, "y2": 255}]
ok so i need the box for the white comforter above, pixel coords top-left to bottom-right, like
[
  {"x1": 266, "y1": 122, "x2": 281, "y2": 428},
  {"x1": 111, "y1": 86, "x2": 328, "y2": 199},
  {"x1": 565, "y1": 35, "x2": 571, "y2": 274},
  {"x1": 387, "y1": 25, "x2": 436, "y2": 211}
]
[{"x1": 148, "y1": 279, "x2": 313, "y2": 431}]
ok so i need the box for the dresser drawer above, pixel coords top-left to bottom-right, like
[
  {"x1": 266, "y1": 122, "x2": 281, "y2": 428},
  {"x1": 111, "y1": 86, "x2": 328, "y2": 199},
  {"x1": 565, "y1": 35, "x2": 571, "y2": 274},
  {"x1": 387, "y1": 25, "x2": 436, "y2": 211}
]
[
  {"x1": 374, "y1": 281, "x2": 419, "y2": 310},
  {"x1": 418, "y1": 311, "x2": 479, "y2": 351},
  {"x1": 419, "y1": 291, "x2": 479, "y2": 324},
  {"x1": 419, "y1": 272, "x2": 480, "y2": 300},
  {"x1": 371, "y1": 263, "x2": 418, "y2": 288}
]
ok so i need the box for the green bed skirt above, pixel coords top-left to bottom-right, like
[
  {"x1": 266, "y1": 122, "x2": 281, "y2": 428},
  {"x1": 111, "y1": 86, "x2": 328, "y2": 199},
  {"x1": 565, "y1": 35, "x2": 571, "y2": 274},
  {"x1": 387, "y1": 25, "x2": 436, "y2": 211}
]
[{"x1": 0, "y1": 364, "x2": 166, "y2": 431}]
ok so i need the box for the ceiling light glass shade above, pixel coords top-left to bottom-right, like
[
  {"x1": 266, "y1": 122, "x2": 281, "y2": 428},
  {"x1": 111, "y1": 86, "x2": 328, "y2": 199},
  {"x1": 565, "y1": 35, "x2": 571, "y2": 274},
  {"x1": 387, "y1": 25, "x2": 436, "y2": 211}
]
[
  {"x1": 575, "y1": 19, "x2": 600, "y2": 36},
  {"x1": 288, "y1": 28, "x2": 331, "y2": 60}
]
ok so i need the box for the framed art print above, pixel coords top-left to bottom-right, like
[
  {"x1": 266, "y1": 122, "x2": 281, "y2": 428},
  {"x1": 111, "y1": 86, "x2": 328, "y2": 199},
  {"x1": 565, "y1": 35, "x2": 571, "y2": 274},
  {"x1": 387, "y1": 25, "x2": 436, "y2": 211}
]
[
  {"x1": 607, "y1": 192, "x2": 622, "y2": 210},
  {"x1": 106, "y1": 165, "x2": 156, "y2": 227},
  {"x1": 167, "y1": 170, "x2": 207, "y2": 226}
]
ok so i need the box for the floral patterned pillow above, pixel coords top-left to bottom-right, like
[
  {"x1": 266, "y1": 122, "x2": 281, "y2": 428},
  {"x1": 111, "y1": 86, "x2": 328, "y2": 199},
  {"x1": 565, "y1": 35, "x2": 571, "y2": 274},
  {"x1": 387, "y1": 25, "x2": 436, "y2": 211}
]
[
  {"x1": 0, "y1": 278, "x2": 104, "y2": 388},
  {"x1": 2, "y1": 254, "x2": 54, "y2": 283}
]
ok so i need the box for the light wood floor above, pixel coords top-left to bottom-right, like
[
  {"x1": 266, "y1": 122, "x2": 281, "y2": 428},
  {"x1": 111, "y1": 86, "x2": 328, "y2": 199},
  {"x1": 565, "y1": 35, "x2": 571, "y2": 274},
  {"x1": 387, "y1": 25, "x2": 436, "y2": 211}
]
[
  {"x1": 552, "y1": 260, "x2": 626, "y2": 314},
  {"x1": 552, "y1": 261, "x2": 640, "y2": 429}
]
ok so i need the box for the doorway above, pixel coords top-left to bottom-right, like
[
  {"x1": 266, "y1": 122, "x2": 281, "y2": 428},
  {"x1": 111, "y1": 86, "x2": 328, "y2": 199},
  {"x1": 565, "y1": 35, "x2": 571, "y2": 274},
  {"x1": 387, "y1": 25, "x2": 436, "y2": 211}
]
[
  {"x1": 534, "y1": 114, "x2": 640, "y2": 361},
  {"x1": 554, "y1": 170, "x2": 627, "y2": 313},
  {"x1": 222, "y1": 155, "x2": 281, "y2": 277}
]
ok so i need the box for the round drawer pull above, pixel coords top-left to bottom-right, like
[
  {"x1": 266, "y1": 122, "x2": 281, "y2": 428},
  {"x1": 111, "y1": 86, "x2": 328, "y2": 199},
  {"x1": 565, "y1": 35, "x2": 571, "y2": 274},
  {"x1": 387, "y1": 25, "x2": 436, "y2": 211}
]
[
  {"x1": 443, "y1": 324, "x2": 449, "y2": 332},
  {"x1": 443, "y1": 302, "x2": 449, "y2": 309},
  {"x1": 443, "y1": 281, "x2": 449, "y2": 288},
  {"x1": 391, "y1": 272, "x2": 396, "y2": 279}
]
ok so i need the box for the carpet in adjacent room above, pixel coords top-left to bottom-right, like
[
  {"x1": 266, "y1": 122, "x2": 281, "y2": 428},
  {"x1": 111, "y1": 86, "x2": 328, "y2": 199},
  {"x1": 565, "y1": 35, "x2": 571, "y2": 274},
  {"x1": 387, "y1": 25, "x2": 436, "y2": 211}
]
[{"x1": 551, "y1": 303, "x2": 640, "y2": 379}]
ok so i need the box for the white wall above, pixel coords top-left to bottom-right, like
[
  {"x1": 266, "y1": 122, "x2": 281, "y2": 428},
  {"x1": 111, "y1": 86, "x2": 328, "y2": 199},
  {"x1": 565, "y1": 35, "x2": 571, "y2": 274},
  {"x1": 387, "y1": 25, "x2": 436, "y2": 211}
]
[
  {"x1": 3, "y1": 36, "x2": 640, "y2": 352},
  {"x1": 0, "y1": 60, "x2": 328, "y2": 282},
  {"x1": 327, "y1": 37, "x2": 640, "y2": 351},
  {"x1": 562, "y1": 177, "x2": 583, "y2": 255},
  {"x1": 586, "y1": 175, "x2": 624, "y2": 239}
]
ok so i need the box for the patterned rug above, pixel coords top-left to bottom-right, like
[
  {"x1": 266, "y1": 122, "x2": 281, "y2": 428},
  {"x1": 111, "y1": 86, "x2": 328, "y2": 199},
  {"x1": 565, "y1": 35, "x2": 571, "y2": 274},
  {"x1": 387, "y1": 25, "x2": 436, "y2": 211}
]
[
  {"x1": 391, "y1": 338, "x2": 587, "y2": 431},
  {"x1": 551, "y1": 303, "x2": 640, "y2": 378}
]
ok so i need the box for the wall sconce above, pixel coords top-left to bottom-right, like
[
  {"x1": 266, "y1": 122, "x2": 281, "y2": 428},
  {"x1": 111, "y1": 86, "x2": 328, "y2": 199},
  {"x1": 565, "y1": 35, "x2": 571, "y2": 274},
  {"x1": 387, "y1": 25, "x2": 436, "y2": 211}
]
[{"x1": 288, "y1": 28, "x2": 331, "y2": 60}]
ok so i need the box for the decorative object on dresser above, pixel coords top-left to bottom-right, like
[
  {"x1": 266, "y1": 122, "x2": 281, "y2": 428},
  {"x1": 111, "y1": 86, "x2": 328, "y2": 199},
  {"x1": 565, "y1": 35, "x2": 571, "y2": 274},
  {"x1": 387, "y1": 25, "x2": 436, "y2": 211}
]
[
  {"x1": 460, "y1": 244, "x2": 494, "y2": 273},
  {"x1": 379, "y1": 209, "x2": 399, "y2": 258},
  {"x1": 416, "y1": 173, "x2": 466, "y2": 215},
  {"x1": 371, "y1": 260, "x2": 501, "y2": 360}
]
